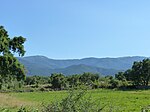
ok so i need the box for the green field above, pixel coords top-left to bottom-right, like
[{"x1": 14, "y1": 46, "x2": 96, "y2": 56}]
[{"x1": 0, "y1": 89, "x2": 150, "y2": 112}]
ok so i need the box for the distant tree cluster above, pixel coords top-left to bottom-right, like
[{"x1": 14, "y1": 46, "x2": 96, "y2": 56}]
[
  {"x1": 25, "y1": 59, "x2": 150, "y2": 91},
  {"x1": 25, "y1": 72, "x2": 128, "y2": 91}
]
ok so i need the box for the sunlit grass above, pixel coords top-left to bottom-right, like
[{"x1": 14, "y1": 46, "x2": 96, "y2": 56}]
[
  {"x1": 1, "y1": 89, "x2": 150, "y2": 111},
  {"x1": 0, "y1": 93, "x2": 37, "y2": 111}
]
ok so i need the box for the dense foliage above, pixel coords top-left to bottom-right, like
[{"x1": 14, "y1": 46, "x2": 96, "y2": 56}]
[
  {"x1": 118, "y1": 59, "x2": 150, "y2": 87},
  {"x1": 24, "y1": 73, "x2": 128, "y2": 91},
  {"x1": 0, "y1": 26, "x2": 26, "y2": 90}
]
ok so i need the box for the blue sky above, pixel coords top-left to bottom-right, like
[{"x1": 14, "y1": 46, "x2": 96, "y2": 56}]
[{"x1": 1, "y1": 0, "x2": 150, "y2": 59}]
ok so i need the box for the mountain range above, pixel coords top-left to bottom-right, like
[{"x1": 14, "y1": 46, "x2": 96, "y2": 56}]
[{"x1": 17, "y1": 56, "x2": 147, "y2": 76}]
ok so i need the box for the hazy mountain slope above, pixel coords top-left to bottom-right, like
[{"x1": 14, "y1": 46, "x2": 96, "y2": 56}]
[
  {"x1": 18, "y1": 55, "x2": 147, "y2": 76},
  {"x1": 80, "y1": 56, "x2": 146, "y2": 70},
  {"x1": 52, "y1": 64, "x2": 120, "y2": 76},
  {"x1": 17, "y1": 57, "x2": 52, "y2": 75}
]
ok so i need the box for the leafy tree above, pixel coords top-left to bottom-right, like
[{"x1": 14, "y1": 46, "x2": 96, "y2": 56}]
[
  {"x1": 105, "y1": 75, "x2": 113, "y2": 80},
  {"x1": 50, "y1": 73, "x2": 66, "y2": 89},
  {"x1": 25, "y1": 76, "x2": 49, "y2": 85},
  {"x1": 0, "y1": 26, "x2": 26, "y2": 89},
  {"x1": 80, "y1": 72, "x2": 99, "y2": 85},
  {"x1": 131, "y1": 61, "x2": 143, "y2": 86},
  {"x1": 67, "y1": 74, "x2": 81, "y2": 87},
  {"x1": 0, "y1": 26, "x2": 26, "y2": 56},
  {"x1": 123, "y1": 69, "x2": 132, "y2": 81},
  {"x1": 109, "y1": 79, "x2": 120, "y2": 88},
  {"x1": 115, "y1": 72, "x2": 126, "y2": 81},
  {"x1": 139, "y1": 59, "x2": 150, "y2": 86},
  {"x1": 124, "y1": 59, "x2": 150, "y2": 86}
]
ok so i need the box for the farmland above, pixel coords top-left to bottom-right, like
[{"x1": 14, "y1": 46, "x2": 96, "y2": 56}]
[{"x1": 0, "y1": 89, "x2": 150, "y2": 112}]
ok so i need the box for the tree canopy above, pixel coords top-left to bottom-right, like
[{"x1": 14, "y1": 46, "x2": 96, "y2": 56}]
[
  {"x1": 0, "y1": 26, "x2": 26, "y2": 56},
  {"x1": 0, "y1": 26, "x2": 26, "y2": 89},
  {"x1": 124, "y1": 59, "x2": 150, "y2": 86}
]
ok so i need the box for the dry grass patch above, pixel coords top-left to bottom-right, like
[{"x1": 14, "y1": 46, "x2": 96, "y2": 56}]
[{"x1": 0, "y1": 93, "x2": 36, "y2": 109}]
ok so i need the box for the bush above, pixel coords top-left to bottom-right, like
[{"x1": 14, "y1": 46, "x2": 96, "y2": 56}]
[
  {"x1": 42, "y1": 88, "x2": 105, "y2": 112},
  {"x1": 109, "y1": 79, "x2": 120, "y2": 88}
]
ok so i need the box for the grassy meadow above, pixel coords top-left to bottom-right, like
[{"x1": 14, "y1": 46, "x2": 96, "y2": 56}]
[{"x1": 0, "y1": 89, "x2": 150, "y2": 112}]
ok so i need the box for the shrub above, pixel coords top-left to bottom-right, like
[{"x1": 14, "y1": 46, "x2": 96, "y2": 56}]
[
  {"x1": 109, "y1": 79, "x2": 120, "y2": 88},
  {"x1": 42, "y1": 88, "x2": 105, "y2": 112}
]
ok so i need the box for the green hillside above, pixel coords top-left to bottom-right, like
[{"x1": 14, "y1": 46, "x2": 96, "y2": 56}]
[{"x1": 18, "y1": 56, "x2": 146, "y2": 76}]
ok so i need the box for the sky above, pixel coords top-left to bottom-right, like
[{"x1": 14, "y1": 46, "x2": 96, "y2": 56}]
[{"x1": 0, "y1": 0, "x2": 150, "y2": 59}]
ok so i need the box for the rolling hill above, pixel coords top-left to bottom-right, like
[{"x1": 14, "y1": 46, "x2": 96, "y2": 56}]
[{"x1": 17, "y1": 56, "x2": 147, "y2": 76}]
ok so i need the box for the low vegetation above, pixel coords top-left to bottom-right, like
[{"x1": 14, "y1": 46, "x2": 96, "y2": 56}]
[{"x1": 0, "y1": 89, "x2": 150, "y2": 111}]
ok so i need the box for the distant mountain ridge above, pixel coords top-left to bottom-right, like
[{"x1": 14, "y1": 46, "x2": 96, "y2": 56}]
[{"x1": 17, "y1": 56, "x2": 147, "y2": 76}]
